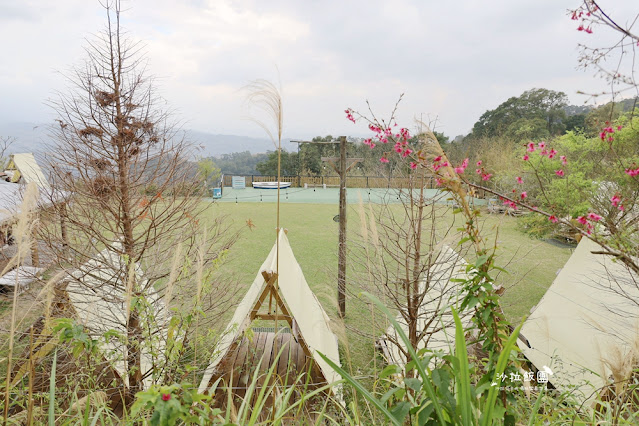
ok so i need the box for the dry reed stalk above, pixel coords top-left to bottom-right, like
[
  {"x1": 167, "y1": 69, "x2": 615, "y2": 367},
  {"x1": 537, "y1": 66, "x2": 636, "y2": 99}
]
[
  {"x1": 245, "y1": 78, "x2": 284, "y2": 418},
  {"x1": 163, "y1": 242, "x2": 183, "y2": 307},
  {"x1": 3, "y1": 182, "x2": 38, "y2": 422},
  {"x1": 27, "y1": 325, "x2": 34, "y2": 425},
  {"x1": 193, "y1": 228, "x2": 207, "y2": 382}
]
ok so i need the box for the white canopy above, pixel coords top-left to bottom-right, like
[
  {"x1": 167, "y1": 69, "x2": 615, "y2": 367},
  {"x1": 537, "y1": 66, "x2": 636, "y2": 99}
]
[
  {"x1": 519, "y1": 238, "x2": 639, "y2": 401},
  {"x1": 199, "y1": 229, "x2": 341, "y2": 393},
  {"x1": 65, "y1": 246, "x2": 169, "y2": 389},
  {"x1": 377, "y1": 245, "x2": 471, "y2": 370}
]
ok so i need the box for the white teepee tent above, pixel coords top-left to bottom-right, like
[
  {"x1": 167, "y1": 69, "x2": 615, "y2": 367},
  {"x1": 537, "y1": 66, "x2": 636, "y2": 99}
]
[
  {"x1": 518, "y1": 237, "x2": 639, "y2": 402},
  {"x1": 377, "y1": 245, "x2": 471, "y2": 370},
  {"x1": 199, "y1": 229, "x2": 341, "y2": 393},
  {"x1": 65, "y1": 246, "x2": 170, "y2": 390}
]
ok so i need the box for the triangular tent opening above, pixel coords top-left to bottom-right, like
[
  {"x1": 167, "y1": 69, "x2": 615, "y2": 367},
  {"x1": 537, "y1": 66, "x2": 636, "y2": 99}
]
[
  {"x1": 376, "y1": 245, "x2": 471, "y2": 370},
  {"x1": 199, "y1": 229, "x2": 340, "y2": 395},
  {"x1": 518, "y1": 237, "x2": 639, "y2": 403}
]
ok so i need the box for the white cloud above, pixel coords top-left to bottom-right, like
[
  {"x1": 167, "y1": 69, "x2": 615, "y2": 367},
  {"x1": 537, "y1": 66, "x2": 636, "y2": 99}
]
[{"x1": 1, "y1": 0, "x2": 637, "y2": 142}]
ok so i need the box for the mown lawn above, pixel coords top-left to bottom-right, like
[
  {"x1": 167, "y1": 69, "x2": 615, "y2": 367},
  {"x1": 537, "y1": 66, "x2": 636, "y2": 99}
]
[{"x1": 203, "y1": 200, "x2": 572, "y2": 372}]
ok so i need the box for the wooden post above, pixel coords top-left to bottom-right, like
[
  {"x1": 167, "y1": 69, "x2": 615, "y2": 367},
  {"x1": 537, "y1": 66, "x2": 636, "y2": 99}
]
[{"x1": 337, "y1": 136, "x2": 347, "y2": 318}]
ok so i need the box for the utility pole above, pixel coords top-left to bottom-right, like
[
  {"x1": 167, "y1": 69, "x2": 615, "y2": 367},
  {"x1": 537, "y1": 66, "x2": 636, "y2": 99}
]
[
  {"x1": 291, "y1": 137, "x2": 362, "y2": 317},
  {"x1": 321, "y1": 136, "x2": 362, "y2": 318}
]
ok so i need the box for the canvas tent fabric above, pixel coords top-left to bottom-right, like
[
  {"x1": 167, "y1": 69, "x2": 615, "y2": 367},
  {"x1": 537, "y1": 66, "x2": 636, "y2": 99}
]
[
  {"x1": 518, "y1": 237, "x2": 639, "y2": 401},
  {"x1": 377, "y1": 246, "x2": 471, "y2": 369},
  {"x1": 6, "y1": 153, "x2": 50, "y2": 189},
  {"x1": 0, "y1": 178, "x2": 65, "y2": 227},
  {"x1": 199, "y1": 229, "x2": 341, "y2": 394},
  {"x1": 0, "y1": 266, "x2": 43, "y2": 291},
  {"x1": 65, "y1": 246, "x2": 169, "y2": 390}
]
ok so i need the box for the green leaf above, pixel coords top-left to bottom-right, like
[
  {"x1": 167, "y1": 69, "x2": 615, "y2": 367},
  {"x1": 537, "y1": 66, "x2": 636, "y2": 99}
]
[
  {"x1": 480, "y1": 318, "x2": 526, "y2": 426},
  {"x1": 452, "y1": 308, "x2": 474, "y2": 426},
  {"x1": 404, "y1": 377, "x2": 422, "y2": 392},
  {"x1": 48, "y1": 349, "x2": 57, "y2": 426},
  {"x1": 390, "y1": 401, "x2": 412, "y2": 423},
  {"x1": 475, "y1": 255, "x2": 489, "y2": 267},
  {"x1": 317, "y1": 351, "x2": 403, "y2": 426},
  {"x1": 359, "y1": 292, "x2": 447, "y2": 424},
  {"x1": 380, "y1": 364, "x2": 401, "y2": 379}
]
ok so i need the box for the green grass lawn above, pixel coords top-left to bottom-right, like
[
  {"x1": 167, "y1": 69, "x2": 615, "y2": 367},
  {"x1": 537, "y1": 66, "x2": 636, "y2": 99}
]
[{"x1": 203, "y1": 200, "x2": 572, "y2": 373}]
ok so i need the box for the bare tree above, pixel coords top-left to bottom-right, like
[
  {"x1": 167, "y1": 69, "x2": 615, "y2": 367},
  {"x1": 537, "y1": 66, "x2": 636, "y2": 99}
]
[
  {"x1": 42, "y1": 1, "x2": 233, "y2": 399},
  {"x1": 352, "y1": 169, "x2": 470, "y2": 372},
  {"x1": 0, "y1": 136, "x2": 15, "y2": 171}
]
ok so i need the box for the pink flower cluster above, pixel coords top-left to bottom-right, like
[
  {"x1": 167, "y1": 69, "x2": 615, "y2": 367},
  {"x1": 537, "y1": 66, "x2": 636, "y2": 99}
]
[
  {"x1": 361, "y1": 119, "x2": 413, "y2": 161},
  {"x1": 345, "y1": 109, "x2": 355, "y2": 123},
  {"x1": 575, "y1": 212, "x2": 602, "y2": 234},
  {"x1": 524, "y1": 141, "x2": 567, "y2": 176},
  {"x1": 432, "y1": 156, "x2": 449, "y2": 172},
  {"x1": 571, "y1": 7, "x2": 594, "y2": 33},
  {"x1": 503, "y1": 199, "x2": 518, "y2": 210},
  {"x1": 454, "y1": 158, "x2": 469, "y2": 174},
  {"x1": 611, "y1": 194, "x2": 624, "y2": 211},
  {"x1": 474, "y1": 161, "x2": 491, "y2": 181},
  {"x1": 599, "y1": 123, "x2": 622, "y2": 142},
  {"x1": 625, "y1": 167, "x2": 639, "y2": 177}
]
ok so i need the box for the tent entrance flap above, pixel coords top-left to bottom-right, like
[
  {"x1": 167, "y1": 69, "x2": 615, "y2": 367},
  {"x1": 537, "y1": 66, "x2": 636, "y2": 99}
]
[{"x1": 198, "y1": 229, "x2": 341, "y2": 395}]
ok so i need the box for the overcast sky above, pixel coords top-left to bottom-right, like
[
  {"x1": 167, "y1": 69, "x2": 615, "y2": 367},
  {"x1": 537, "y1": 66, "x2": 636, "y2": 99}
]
[{"x1": 1, "y1": 0, "x2": 636, "y2": 141}]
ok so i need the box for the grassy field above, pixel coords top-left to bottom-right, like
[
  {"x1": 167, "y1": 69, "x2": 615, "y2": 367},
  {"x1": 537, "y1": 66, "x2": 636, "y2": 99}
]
[{"x1": 203, "y1": 199, "x2": 573, "y2": 372}]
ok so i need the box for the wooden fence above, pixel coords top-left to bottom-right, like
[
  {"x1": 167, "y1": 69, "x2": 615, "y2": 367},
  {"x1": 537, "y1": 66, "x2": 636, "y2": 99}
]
[{"x1": 222, "y1": 175, "x2": 439, "y2": 190}]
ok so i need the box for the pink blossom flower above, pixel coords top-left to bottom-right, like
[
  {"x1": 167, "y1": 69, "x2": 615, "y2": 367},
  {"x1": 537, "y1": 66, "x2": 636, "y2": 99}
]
[
  {"x1": 555, "y1": 169, "x2": 565, "y2": 177},
  {"x1": 549, "y1": 215, "x2": 558, "y2": 223},
  {"x1": 476, "y1": 160, "x2": 482, "y2": 166},
  {"x1": 548, "y1": 148, "x2": 557, "y2": 159},
  {"x1": 527, "y1": 142, "x2": 536, "y2": 152},
  {"x1": 433, "y1": 156, "x2": 442, "y2": 162},
  {"x1": 380, "y1": 156, "x2": 389, "y2": 163},
  {"x1": 454, "y1": 166, "x2": 464, "y2": 174},
  {"x1": 520, "y1": 191, "x2": 527, "y2": 199},
  {"x1": 475, "y1": 168, "x2": 481, "y2": 174},
  {"x1": 410, "y1": 162, "x2": 418, "y2": 170},
  {"x1": 402, "y1": 149, "x2": 413, "y2": 158},
  {"x1": 516, "y1": 176, "x2": 523, "y2": 184},
  {"x1": 625, "y1": 168, "x2": 639, "y2": 177},
  {"x1": 560, "y1": 155, "x2": 567, "y2": 166},
  {"x1": 345, "y1": 109, "x2": 356, "y2": 123},
  {"x1": 162, "y1": 394, "x2": 171, "y2": 401},
  {"x1": 617, "y1": 125, "x2": 623, "y2": 131},
  {"x1": 435, "y1": 178, "x2": 444, "y2": 186},
  {"x1": 482, "y1": 173, "x2": 492, "y2": 181},
  {"x1": 577, "y1": 216, "x2": 588, "y2": 225},
  {"x1": 611, "y1": 194, "x2": 622, "y2": 208},
  {"x1": 587, "y1": 212, "x2": 602, "y2": 221},
  {"x1": 523, "y1": 154, "x2": 530, "y2": 161},
  {"x1": 538, "y1": 141, "x2": 546, "y2": 150}
]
